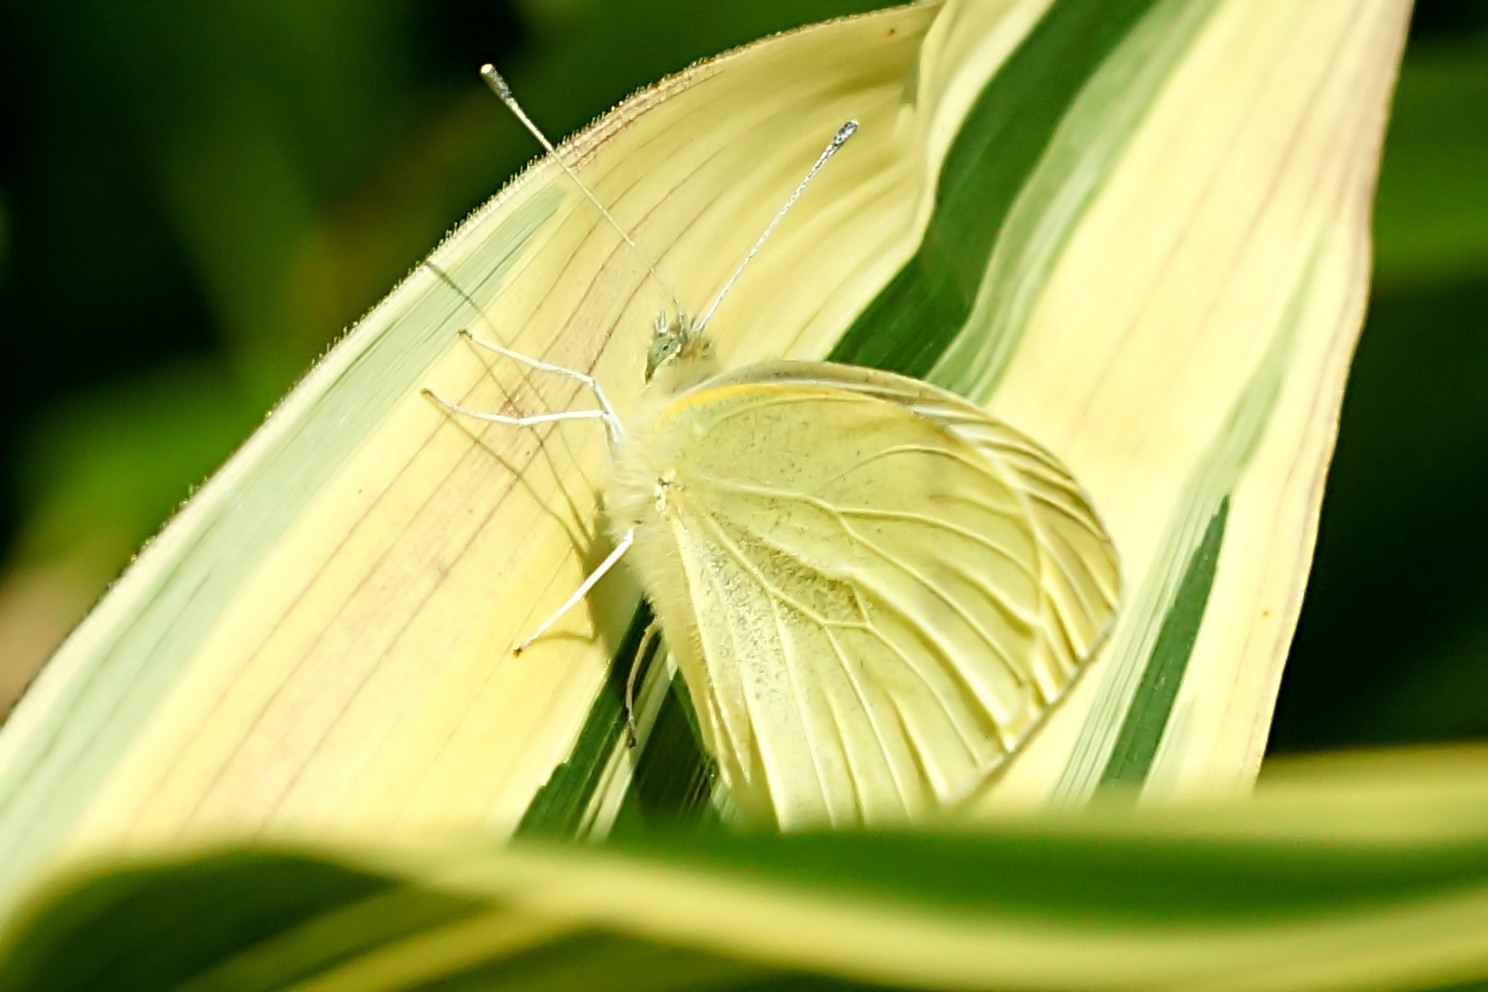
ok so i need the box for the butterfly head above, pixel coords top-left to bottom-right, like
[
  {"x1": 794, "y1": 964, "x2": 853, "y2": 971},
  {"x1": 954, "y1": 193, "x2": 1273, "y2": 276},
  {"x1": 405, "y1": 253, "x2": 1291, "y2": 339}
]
[{"x1": 645, "y1": 309, "x2": 717, "y2": 391}]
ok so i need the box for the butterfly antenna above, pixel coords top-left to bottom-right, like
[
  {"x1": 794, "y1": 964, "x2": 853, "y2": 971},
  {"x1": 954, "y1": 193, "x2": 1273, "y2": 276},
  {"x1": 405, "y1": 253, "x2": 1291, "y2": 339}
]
[
  {"x1": 481, "y1": 65, "x2": 683, "y2": 316},
  {"x1": 693, "y1": 120, "x2": 858, "y2": 336}
]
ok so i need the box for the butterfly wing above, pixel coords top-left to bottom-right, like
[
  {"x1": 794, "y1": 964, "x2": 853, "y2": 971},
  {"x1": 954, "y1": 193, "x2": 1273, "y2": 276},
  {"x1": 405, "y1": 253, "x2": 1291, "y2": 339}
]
[{"x1": 610, "y1": 361, "x2": 1120, "y2": 829}]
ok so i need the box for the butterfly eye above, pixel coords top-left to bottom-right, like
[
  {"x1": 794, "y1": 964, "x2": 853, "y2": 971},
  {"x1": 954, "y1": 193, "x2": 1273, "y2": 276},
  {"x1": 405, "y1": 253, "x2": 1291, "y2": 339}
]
[{"x1": 645, "y1": 333, "x2": 681, "y2": 381}]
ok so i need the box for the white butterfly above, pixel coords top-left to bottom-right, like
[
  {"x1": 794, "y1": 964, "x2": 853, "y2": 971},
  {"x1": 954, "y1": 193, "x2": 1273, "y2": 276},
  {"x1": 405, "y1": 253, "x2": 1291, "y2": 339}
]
[{"x1": 430, "y1": 68, "x2": 1120, "y2": 830}]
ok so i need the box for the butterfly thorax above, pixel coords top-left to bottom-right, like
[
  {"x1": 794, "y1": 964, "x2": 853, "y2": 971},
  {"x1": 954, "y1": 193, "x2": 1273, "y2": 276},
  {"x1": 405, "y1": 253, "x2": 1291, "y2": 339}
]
[
  {"x1": 609, "y1": 321, "x2": 722, "y2": 528},
  {"x1": 604, "y1": 357, "x2": 719, "y2": 725},
  {"x1": 607, "y1": 365, "x2": 714, "y2": 536}
]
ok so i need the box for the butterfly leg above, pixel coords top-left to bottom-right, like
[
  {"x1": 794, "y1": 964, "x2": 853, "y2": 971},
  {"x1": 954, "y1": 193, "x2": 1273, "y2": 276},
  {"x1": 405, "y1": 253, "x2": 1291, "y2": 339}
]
[
  {"x1": 513, "y1": 528, "x2": 636, "y2": 655},
  {"x1": 421, "y1": 388, "x2": 610, "y2": 430},
  {"x1": 456, "y1": 329, "x2": 624, "y2": 443},
  {"x1": 624, "y1": 618, "x2": 664, "y2": 748}
]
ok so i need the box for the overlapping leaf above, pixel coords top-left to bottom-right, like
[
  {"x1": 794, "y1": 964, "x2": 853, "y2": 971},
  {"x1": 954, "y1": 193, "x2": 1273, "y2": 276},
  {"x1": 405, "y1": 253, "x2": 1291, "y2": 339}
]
[{"x1": 3, "y1": 748, "x2": 1487, "y2": 992}]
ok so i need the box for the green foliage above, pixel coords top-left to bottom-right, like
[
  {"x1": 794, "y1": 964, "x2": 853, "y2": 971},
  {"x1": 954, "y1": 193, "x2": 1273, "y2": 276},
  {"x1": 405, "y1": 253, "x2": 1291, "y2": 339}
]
[
  {"x1": 4, "y1": 750, "x2": 1488, "y2": 991},
  {"x1": 1274, "y1": 18, "x2": 1488, "y2": 753}
]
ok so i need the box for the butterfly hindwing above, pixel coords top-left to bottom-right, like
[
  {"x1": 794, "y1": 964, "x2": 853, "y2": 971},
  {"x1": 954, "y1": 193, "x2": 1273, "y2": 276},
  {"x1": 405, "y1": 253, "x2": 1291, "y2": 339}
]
[{"x1": 609, "y1": 361, "x2": 1120, "y2": 829}]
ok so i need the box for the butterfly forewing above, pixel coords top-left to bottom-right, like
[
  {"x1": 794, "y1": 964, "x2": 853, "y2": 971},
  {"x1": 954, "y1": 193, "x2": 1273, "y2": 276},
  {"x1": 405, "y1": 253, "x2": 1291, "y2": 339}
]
[{"x1": 608, "y1": 361, "x2": 1120, "y2": 829}]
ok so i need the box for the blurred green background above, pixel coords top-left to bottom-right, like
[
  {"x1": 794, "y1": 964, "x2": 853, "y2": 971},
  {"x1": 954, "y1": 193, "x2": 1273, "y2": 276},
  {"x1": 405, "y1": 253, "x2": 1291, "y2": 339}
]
[{"x1": 0, "y1": 0, "x2": 1484, "y2": 757}]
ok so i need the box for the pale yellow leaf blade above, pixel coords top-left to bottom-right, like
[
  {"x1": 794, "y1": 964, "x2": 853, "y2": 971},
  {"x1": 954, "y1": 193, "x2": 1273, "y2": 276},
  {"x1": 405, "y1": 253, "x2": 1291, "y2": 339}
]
[
  {"x1": 0, "y1": 3, "x2": 948, "y2": 893},
  {"x1": 961, "y1": 0, "x2": 1412, "y2": 806}
]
